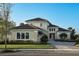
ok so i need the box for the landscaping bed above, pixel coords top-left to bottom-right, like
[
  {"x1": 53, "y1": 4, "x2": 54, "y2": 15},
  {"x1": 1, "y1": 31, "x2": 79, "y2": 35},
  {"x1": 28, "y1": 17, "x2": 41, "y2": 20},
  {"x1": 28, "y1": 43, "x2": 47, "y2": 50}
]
[
  {"x1": 0, "y1": 39, "x2": 55, "y2": 49},
  {"x1": 54, "y1": 39, "x2": 76, "y2": 42},
  {"x1": 0, "y1": 44, "x2": 54, "y2": 49}
]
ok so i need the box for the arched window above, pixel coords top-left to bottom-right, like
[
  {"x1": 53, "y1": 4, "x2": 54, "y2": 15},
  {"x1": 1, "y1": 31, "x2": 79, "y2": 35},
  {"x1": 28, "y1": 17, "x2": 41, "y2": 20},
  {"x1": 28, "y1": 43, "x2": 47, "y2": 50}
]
[
  {"x1": 21, "y1": 33, "x2": 25, "y2": 39},
  {"x1": 17, "y1": 33, "x2": 20, "y2": 39},
  {"x1": 59, "y1": 33, "x2": 67, "y2": 39},
  {"x1": 26, "y1": 33, "x2": 29, "y2": 39}
]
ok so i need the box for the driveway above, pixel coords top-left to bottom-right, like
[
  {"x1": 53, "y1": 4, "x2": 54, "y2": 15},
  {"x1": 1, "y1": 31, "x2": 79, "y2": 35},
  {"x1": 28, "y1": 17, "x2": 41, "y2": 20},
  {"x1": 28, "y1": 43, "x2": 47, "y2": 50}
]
[{"x1": 48, "y1": 39, "x2": 76, "y2": 49}]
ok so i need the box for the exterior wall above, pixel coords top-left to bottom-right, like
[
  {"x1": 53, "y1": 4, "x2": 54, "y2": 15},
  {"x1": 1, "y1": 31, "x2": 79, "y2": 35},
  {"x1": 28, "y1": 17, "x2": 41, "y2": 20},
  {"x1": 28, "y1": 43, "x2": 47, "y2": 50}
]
[
  {"x1": 48, "y1": 27, "x2": 58, "y2": 39},
  {"x1": 7, "y1": 20, "x2": 71, "y2": 41},
  {"x1": 38, "y1": 29, "x2": 49, "y2": 41},
  {"x1": 8, "y1": 27, "x2": 71, "y2": 41},
  {"x1": 48, "y1": 27, "x2": 71, "y2": 39},
  {"x1": 26, "y1": 21, "x2": 49, "y2": 30},
  {"x1": 8, "y1": 29, "x2": 38, "y2": 42},
  {"x1": 48, "y1": 27, "x2": 59, "y2": 33},
  {"x1": 56, "y1": 31, "x2": 71, "y2": 39}
]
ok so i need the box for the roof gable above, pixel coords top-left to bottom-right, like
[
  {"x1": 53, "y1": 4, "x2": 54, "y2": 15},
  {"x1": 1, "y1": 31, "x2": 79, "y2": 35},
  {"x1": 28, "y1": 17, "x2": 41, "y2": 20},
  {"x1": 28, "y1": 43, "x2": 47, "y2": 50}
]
[{"x1": 26, "y1": 18, "x2": 49, "y2": 22}]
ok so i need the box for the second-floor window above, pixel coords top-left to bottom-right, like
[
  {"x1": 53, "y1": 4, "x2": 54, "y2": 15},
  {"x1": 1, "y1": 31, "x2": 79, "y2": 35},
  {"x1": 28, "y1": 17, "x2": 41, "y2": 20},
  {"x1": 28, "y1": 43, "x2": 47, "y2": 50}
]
[
  {"x1": 49, "y1": 28, "x2": 55, "y2": 31},
  {"x1": 40, "y1": 23, "x2": 42, "y2": 27},
  {"x1": 52, "y1": 28, "x2": 55, "y2": 31},
  {"x1": 49, "y1": 28, "x2": 51, "y2": 31}
]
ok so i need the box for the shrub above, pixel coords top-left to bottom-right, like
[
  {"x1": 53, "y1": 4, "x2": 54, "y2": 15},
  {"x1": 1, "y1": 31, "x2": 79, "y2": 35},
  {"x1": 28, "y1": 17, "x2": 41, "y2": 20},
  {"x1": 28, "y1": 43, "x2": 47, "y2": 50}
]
[
  {"x1": 8, "y1": 40, "x2": 35, "y2": 44},
  {"x1": 72, "y1": 35, "x2": 78, "y2": 40},
  {"x1": 75, "y1": 35, "x2": 79, "y2": 44},
  {"x1": 59, "y1": 33, "x2": 67, "y2": 40},
  {"x1": 0, "y1": 40, "x2": 5, "y2": 44},
  {"x1": 0, "y1": 40, "x2": 41, "y2": 44},
  {"x1": 40, "y1": 35, "x2": 48, "y2": 44}
]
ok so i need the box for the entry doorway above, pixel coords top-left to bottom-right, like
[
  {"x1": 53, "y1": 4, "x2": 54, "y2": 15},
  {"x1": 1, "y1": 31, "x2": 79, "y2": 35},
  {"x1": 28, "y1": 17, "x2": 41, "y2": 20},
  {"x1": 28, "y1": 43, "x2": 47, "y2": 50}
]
[{"x1": 49, "y1": 33, "x2": 55, "y2": 39}]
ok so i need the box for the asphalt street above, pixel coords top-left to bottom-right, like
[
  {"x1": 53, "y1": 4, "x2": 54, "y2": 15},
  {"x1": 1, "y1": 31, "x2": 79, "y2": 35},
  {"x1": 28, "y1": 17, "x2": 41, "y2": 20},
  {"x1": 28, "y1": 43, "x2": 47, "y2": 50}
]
[{"x1": 0, "y1": 49, "x2": 79, "y2": 56}]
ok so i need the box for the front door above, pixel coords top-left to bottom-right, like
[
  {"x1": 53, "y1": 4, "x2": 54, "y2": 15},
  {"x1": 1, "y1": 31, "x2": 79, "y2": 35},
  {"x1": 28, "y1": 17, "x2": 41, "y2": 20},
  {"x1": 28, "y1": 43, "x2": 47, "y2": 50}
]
[{"x1": 49, "y1": 33, "x2": 55, "y2": 39}]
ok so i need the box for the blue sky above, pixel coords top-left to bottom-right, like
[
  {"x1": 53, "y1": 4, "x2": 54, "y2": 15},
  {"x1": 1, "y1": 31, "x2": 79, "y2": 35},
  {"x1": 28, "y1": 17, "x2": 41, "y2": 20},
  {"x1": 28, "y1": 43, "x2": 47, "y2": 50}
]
[{"x1": 11, "y1": 3, "x2": 79, "y2": 33}]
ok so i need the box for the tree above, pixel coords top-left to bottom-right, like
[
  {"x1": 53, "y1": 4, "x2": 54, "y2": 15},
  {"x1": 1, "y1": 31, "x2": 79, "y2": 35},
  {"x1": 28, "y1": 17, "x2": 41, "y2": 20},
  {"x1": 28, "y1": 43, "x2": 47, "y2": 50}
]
[
  {"x1": 59, "y1": 33, "x2": 67, "y2": 40},
  {"x1": 75, "y1": 34, "x2": 79, "y2": 44},
  {"x1": 0, "y1": 17, "x2": 5, "y2": 40},
  {"x1": 74, "y1": 34, "x2": 79, "y2": 40},
  {"x1": 68, "y1": 27, "x2": 73, "y2": 31},
  {"x1": 20, "y1": 23, "x2": 24, "y2": 26},
  {"x1": 68, "y1": 27, "x2": 76, "y2": 40},
  {"x1": 0, "y1": 17, "x2": 15, "y2": 40},
  {"x1": 40, "y1": 35, "x2": 48, "y2": 44},
  {"x1": 71, "y1": 29, "x2": 75, "y2": 39},
  {"x1": 0, "y1": 3, "x2": 12, "y2": 49}
]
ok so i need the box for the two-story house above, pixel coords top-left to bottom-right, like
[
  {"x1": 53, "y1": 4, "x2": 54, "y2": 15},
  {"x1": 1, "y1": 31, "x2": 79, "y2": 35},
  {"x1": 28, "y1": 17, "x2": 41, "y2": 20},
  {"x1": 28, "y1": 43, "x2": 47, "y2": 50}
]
[{"x1": 8, "y1": 18, "x2": 71, "y2": 42}]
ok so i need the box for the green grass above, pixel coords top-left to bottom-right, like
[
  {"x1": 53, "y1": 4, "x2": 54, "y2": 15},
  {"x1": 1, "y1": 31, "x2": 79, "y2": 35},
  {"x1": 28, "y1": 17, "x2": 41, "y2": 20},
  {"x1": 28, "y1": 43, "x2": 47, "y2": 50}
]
[
  {"x1": 0, "y1": 44, "x2": 54, "y2": 49},
  {"x1": 75, "y1": 44, "x2": 79, "y2": 47},
  {"x1": 75, "y1": 44, "x2": 79, "y2": 49}
]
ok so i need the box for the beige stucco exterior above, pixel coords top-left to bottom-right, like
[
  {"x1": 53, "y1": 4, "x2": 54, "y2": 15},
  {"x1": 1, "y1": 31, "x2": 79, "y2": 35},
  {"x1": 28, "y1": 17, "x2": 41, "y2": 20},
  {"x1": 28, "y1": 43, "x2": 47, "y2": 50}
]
[
  {"x1": 7, "y1": 18, "x2": 71, "y2": 42},
  {"x1": 8, "y1": 29, "x2": 39, "y2": 42},
  {"x1": 48, "y1": 27, "x2": 58, "y2": 39},
  {"x1": 27, "y1": 21, "x2": 49, "y2": 30},
  {"x1": 56, "y1": 31, "x2": 71, "y2": 39}
]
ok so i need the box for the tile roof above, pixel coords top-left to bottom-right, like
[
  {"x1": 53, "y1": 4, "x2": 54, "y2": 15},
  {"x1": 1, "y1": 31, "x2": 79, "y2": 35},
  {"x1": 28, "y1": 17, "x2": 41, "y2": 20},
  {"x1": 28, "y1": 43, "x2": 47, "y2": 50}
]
[
  {"x1": 26, "y1": 18, "x2": 48, "y2": 22},
  {"x1": 58, "y1": 27, "x2": 70, "y2": 31},
  {"x1": 13, "y1": 18, "x2": 70, "y2": 32},
  {"x1": 26, "y1": 18, "x2": 58, "y2": 27},
  {"x1": 12, "y1": 24, "x2": 41, "y2": 29},
  {"x1": 48, "y1": 24, "x2": 58, "y2": 27}
]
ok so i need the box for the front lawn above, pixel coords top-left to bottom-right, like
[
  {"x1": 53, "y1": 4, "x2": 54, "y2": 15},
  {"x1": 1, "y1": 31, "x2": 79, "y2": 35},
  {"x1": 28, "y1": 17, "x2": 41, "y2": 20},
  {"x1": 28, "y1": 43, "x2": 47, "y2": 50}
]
[
  {"x1": 0, "y1": 44, "x2": 54, "y2": 49},
  {"x1": 74, "y1": 44, "x2": 79, "y2": 49},
  {"x1": 75, "y1": 44, "x2": 79, "y2": 47}
]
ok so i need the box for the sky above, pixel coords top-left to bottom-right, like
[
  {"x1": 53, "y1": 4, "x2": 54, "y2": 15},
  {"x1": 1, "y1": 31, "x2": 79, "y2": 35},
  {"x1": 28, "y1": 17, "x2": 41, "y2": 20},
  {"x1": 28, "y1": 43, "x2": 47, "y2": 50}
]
[{"x1": 11, "y1": 3, "x2": 79, "y2": 33}]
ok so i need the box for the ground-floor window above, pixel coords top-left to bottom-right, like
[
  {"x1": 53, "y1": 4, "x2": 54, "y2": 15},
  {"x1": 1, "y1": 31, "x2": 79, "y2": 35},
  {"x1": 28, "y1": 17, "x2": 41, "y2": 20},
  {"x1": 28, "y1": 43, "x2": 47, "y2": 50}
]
[
  {"x1": 16, "y1": 32, "x2": 29, "y2": 39},
  {"x1": 49, "y1": 33, "x2": 55, "y2": 39},
  {"x1": 17, "y1": 33, "x2": 20, "y2": 39},
  {"x1": 26, "y1": 33, "x2": 29, "y2": 39},
  {"x1": 21, "y1": 33, "x2": 25, "y2": 39}
]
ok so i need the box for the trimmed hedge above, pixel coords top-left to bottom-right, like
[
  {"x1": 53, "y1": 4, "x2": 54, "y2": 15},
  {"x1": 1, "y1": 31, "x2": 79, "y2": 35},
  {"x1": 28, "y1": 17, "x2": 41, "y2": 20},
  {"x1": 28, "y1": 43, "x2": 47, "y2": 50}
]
[
  {"x1": 0, "y1": 40, "x2": 49, "y2": 44},
  {"x1": 40, "y1": 35, "x2": 48, "y2": 44}
]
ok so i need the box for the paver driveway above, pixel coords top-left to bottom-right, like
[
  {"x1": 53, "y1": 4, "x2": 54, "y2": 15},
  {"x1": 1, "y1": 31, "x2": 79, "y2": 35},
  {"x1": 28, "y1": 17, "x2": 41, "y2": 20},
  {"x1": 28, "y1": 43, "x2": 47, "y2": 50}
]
[{"x1": 48, "y1": 39, "x2": 76, "y2": 49}]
